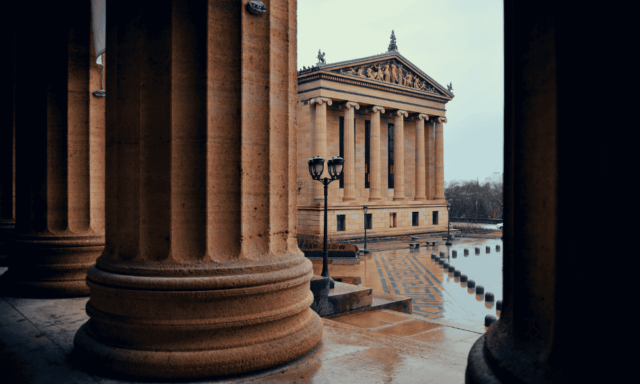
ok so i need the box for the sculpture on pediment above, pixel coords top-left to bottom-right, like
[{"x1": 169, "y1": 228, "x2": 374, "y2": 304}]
[
  {"x1": 404, "y1": 73, "x2": 412, "y2": 87},
  {"x1": 376, "y1": 63, "x2": 384, "y2": 80},
  {"x1": 366, "y1": 66, "x2": 375, "y2": 79},
  {"x1": 356, "y1": 67, "x2": 365, "y2": 77},
  {"x1": 397, "y1": 65, "x2": 404, "y2": 85},
  {"x1": 383, "y1": 63, "x2": 391, "y2": 82},
  {"x1": 344, "y1": 67, "x2": 356, "y2": 75},
  {"x1": 413, "y1": 76, "x2": 421, "y2": 89},
  {"x1": 391, "y1": 62, "x2": 399, "y2": 83}
]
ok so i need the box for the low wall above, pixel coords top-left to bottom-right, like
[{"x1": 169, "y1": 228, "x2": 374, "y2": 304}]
[{"x1": 450, "y1": 217, "x2": 503, "y2": 224}]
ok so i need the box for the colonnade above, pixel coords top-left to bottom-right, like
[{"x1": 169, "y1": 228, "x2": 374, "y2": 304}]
[
  {"x1": 310, "y1": 98, "x2": 447, "y2": 202},
  {"x1": 1, "y1": 0, "x2": 321, "y2": 379}
]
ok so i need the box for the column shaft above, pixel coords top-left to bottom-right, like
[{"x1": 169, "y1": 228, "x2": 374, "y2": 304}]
[
  {"x1": 434, "y1": 117, "x2": 446, "y2": 200},
  {"x1": 427, "y1": 120, "x2": 435, "y2": 199},
  {"x1": 0, "y1": 18, "x2": 15, "y2": 264},
  {"x1": 393, "y1": 110, "x2": 408, "y2": 201},
  {"x1": 74, "y1": 1, "x2": 322, "y2": 379},
  {"x1": 368, "y1": 106, "x2": 384, "y2": 201},
  {"x1": 342, "y1": 102, "x2": 359, "y2": 201},
  {"x1": 4, "y1": 1, "x2": 105, "y2": 297},
  {"x1": 311, "y1": 98, "x2": 331, "y2": 203},
  {"x1": 414, "y1": 115, "x2": 427, "y2": 200}
]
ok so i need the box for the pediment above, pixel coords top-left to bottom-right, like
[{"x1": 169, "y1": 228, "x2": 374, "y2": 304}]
[{"x1": 324, "y1": 53, "x2": 451, "y2": 98}]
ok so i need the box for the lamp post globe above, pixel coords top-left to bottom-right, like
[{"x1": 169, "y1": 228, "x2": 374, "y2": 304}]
[
  {"x1": 445, "y1": 202, "x2": 453, "y2": 245},
  {"x1": 308, "y1": 155, "x2": 324, "y2": 180},
  {"x1": 328, "y1": 156, "x2": 344, "y2": 180}
]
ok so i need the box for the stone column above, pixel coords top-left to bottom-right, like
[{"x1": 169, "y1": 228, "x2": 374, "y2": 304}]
[
  {"x1": 2, "y1": 1, "x2": 105, "y2": 296},
  {"x1": 310, "y1": 97, "x2": 332, "y2": 204},
  {"x1": 466, "y1": 3, "x2": 578, "y2": 382},
  {"x1": 427, "y1": 119, "x2": 435, "y2": 200},
  {"x1": 0, "y1": 19, "x2": 15, "y2": 265},
  {"x1": 434, "y1": 116, "x2": 447, "y2": 200},
  {"x1": 367, "y1": 106, "x2": 385, "y2": 201},
  {"x1": 393, "y1": 110, "x2": 408, "y2": 201},
  {"x1": 341, "y1": 101, "x2": 360, "y2": 202},
  {"x1": 414, "y1": 114, "x2": 428, "y2": 201},
  {"x1": 73, "y1": 0, "x2": 322, "y2": 379}
]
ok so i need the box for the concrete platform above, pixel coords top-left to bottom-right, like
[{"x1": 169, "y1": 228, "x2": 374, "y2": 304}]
[{"x1": 0, "y1": 294, "x2": 477, "y2": 383}]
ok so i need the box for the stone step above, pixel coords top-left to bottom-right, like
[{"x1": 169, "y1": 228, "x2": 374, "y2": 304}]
[{"x1": 310, "y1": 275, "x2": 412, "y2": 319}]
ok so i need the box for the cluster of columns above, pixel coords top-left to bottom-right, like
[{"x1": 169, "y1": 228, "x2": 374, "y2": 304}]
[
  {"x1": 1, "y1": 0, "x2": 322, "y2": 379},
  {"x1": 310, "y1": 99, "x2": 446, "y2": 202}
]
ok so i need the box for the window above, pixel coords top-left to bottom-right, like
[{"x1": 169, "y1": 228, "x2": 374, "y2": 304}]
[
  {"x1": 365, "y1": 120, "x2": 371, "y2": 188},
  {"x1": 432, "y1": 211, "x2": 438, "y2": 225},
  {"x1": 390, "y1": 213, "x2": 397, "y2": 228},
  {"x1": 388, "y1": 123, "x2": 394, "y2": 189},
  {"x1": 412, "y1": 212, "x2": 419, "y2": 226},
  {"x1": 337, "y1": 214, "x2": 345, "y2": 231},
  {"x1": 365, "y1": 213, "x2": 372, "y2": 230}
]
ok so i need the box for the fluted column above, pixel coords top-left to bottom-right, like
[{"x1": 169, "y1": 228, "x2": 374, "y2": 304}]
[
  {"x1": 310, "y1": 97, "x2": 332, "y2": 204},
  {"x1": 434, "y1": 116, "x2": 447, "y2": 200},
  {"x1": 427, "y1": 119, "x2": 435, "y2": 200},
  {"x1": 73, "y1": 1, "x2": 322, "y2": 379},
  {"x1": 2, "y1": 1, "x2": 105, "y2": 296},
  {"x1": 393, "y1": 110, "x2": 408, "y2": 201},
  {"x1": 341, "y1": 101, "x2": 360, "y2": 201},
  {"x1": 414, "y1": 114, "x2": 428, "y2": 201},
  {"x1": 367, "y1": 106, "x2": 385, "y2": 201},
  {"x1": 0, "y1": 19, "x2": 15, "y2": 265}
]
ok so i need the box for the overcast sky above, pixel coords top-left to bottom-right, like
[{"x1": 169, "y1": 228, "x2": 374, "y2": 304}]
[{"x1": 297, "y1": 0, "x2": 503, "y2": 184}]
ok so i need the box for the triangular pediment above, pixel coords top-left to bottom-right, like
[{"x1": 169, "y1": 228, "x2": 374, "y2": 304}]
[{"x1": 317, "y1": 52, "x2": 452, "y2": 98}]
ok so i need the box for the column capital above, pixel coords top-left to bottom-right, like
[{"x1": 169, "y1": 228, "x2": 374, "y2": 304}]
[
  {"x1": 395, "y1": 110, "x2": 408, "y2": 118},
  {"x1": 366, "y1": 105, "x2": 385, "y2": 114},
  {"x1": 411, "y1": 113, "x2": 429, "y2": 121},
  {"x1": 436, "y1": 116, "x2": 448, "y2": 123},
  {"x1": 309, "y1": 97, "x2": 332, "y2": 106},
  {"x1": 341, "y1": 101, "x2": 360, "y2": 111}
]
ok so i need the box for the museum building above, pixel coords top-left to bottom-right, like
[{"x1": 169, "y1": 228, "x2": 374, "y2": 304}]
[{"x1": 297, "y1": 33, "x2": 454, "y2": 239}]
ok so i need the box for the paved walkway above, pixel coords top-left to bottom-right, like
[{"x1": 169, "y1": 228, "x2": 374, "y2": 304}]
[{"x1": 313, "y1": 233, "x2": 503, "y2": 332}]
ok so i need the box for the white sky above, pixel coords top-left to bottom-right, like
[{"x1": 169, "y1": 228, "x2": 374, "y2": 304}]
[{"x1": 297, "y1": 0, "x2": 504, "y2": 183}]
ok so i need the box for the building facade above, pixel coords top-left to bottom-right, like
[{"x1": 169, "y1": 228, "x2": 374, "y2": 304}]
[{"x1": 297, "y1": 35, "x2": 454, "y2": 239}]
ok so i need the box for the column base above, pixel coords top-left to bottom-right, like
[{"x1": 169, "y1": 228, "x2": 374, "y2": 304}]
[
  {"x1": 465, "y1": 334, "x2": 502, "y2": 384},
  {"x1": 393, "y1": 197, "x2": 405, "y2": 201},
  {"x1": 73, "y1": 257, "x2": 324, "y2": 379},
  {"x1": 1, "y1": 234, "x2": 104, "y2": 297},
  {"x1": 368, "y1": 196, "x2": 382, "y2": 201}
]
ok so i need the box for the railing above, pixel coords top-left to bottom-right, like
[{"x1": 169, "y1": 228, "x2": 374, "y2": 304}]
[{"x1": 450, "y1": 217, "x2": 503, "y2": 224}]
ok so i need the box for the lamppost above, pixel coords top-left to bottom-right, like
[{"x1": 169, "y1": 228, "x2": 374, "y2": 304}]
[
  {"x1": 308, "y1": 155, "x2": 344, "y2": 289},
  {"x1": 446, "y1": 202, "x2": 453, "y2": 245},
  {"x1": 362, "y1": 206, "x2": 369, "y2": 255}
]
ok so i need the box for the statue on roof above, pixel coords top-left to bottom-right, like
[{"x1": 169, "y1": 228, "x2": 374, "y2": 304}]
[
  {"x1": 447, "y1": 82, "x2": 454, "y2": 94},
  {"x1": 317, "y1": 50, "x2": 326, "y2": 65},
  {"x1": 388, "y1": 30, "x2": 398, "y2": 52}
]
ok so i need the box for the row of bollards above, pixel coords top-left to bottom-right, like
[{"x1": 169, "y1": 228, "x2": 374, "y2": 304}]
[{"x1": 431, "y1": 252, "x2": 500, "y2": 327}]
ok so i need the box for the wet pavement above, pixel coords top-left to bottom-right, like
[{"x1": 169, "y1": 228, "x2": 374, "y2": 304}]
[{"x1": 313, "y1": 232, "x2": 503, "y2": 331}]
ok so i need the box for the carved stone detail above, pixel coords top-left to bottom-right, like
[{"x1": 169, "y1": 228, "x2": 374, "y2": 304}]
[
  {"x1": 338, "y1": 58, "x2": 442, "y2": 95},
  {"x1": 437, "y1": 116, "x2": 448, "y2": 123},
  {"x1": 367, "y1": 106, "x2": 385, "y2": 114},
  {"x1": 310, "y1": 97, "x2": 332, "y2": 106},
  {"x1": 341, "y1": 101, "x2": 360, "y2": 111},
  {"x1": 246, "y1": 1, "x2": 267, "y2": 15}
]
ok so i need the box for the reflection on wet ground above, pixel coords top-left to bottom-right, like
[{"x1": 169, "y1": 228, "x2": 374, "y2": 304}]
[{"x1": 312, "y1": 233, "x2": 503, "y2": 331}]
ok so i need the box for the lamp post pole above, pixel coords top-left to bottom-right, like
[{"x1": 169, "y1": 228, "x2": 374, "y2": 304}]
[
  {"x1": 308, "y1": 155, "x2": 344, "y2": 289},
  {"x1": 446, "y1": 202, "x2": 453, "y2": 245},
  {"x1": 363, "y1": 206, "x2": 369, "y2": 255}
]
